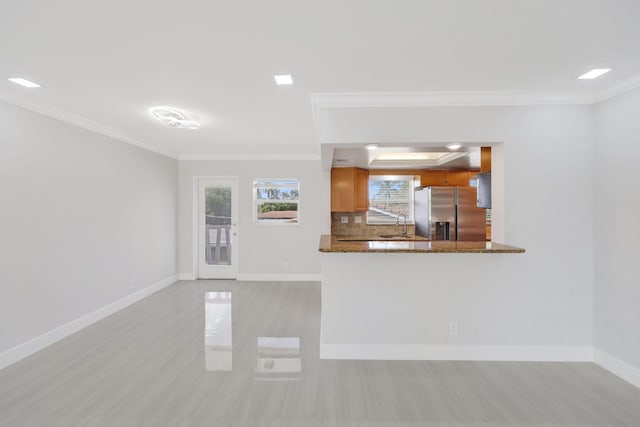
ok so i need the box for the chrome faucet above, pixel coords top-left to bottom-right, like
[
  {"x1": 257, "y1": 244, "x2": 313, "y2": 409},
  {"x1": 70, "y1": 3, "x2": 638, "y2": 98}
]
[{"x1": 396, "y1": 214, "x2": 408, "y2": 237}]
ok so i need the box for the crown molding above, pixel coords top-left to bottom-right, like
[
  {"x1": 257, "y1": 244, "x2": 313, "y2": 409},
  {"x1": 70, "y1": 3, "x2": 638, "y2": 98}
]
[
  {"x1": 311, "y1": 90, "x2": 596, "y2": 110},
  {"x1": 179, "y1": 153, "x2": 321, "y2": 161},
  {"x1": 312, "y1": 78, "x2": 640, "y2": 112},
  {"x1": 593, "y1": 74, "x2": 640, "y2": 104},
  {"x1": 0, "y1": 93, "x2": 177, "y2": 159}
]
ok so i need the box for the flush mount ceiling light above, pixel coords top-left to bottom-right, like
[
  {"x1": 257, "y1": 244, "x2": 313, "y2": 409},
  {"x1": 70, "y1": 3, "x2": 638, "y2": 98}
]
[
  {"x1": 577, "y1": 68, "x2": 611, "y2": 80},
  {"x1": 150, "y1": 106, "x2": 201, "y2": 129},
  {"x1": 364, "y1": 144, "x2": 379, "y2": 150},
  {"x1": 8, "y1": 77, "x2": 41, "y2": 88},
  {"x1": 274, "y1": 74, "x2": 293, "y2": 85},
  {"x1": 446, "y1": 143, "x2": 462, "y2": 150}
]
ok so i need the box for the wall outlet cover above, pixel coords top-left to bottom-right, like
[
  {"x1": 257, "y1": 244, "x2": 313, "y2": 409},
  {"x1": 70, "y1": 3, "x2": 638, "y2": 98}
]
[
  {"x1": 354, "y1": 216, "x2": 362, "y2": 223},
  {"x1": 449, "y1": 322, "x2": 458, "y2": 336}
]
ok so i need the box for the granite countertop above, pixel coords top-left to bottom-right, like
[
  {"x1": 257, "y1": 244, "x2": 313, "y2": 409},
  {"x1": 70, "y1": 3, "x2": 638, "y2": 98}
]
[
  {"x1": 318, "y1": 235, "x2": 525, "y2": 254},
  {"x1": 334, "y1": 234, "x2": 430, "y2": 242}
]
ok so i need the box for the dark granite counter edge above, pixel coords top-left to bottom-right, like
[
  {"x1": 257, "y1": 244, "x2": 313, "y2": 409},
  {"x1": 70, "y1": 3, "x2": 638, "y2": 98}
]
[{"x1": 318, "y1": 235, "x2": 525, "y2": 254}]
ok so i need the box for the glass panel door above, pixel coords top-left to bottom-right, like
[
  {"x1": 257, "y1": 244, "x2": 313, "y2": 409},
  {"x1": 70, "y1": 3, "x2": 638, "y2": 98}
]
[{"x1": 198, "y1": 178, "x2": 239, "y2": 279}]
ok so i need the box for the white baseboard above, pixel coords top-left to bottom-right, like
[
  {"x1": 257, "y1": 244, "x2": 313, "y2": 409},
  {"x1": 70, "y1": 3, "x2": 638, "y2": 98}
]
[
  {"x1": 236, "y1": 273, "x2": 321, "y2": 282},
  {"x1": 0, "y1": 274, "x2": 178, "y2": 371},
  {"x1": 320, "y1": 344, "x2": 594, "y2": 362},
  {"x1": 594, "y1": 348, "x2": 640, "y2": 389},
  {"x1": 178, "y1": 273, "x2": 197, "y2": 281}
]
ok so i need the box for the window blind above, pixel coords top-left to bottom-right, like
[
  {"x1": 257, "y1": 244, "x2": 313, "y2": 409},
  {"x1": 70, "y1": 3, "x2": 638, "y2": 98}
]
[{"x1": 367, "y1": 176, "x2": 415, "y2": 224}]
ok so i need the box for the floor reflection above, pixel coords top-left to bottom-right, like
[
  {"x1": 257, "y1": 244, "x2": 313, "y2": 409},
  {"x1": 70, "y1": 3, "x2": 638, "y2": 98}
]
[
  {"x1": 255, "y1": 337, "x2": 301, "y2": 380},
  {"x1": 3, "y1": 281, "x2": 640, "y2": 426},
  {"x1": 204, "y1": 291, "x2": 232, "y2": 371}
]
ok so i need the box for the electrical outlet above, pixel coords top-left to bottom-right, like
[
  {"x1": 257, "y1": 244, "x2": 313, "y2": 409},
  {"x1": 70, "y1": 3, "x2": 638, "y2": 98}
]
[
  {"x1": 449, "y1": 322, "x2": 458, "y2": 336},
  {"x1": 282, "y1": 261, "x2": 289, "y2": 270},
  {"x1": 354, "y1": 216, "x2": 362, "y2": 224},
  {"x1": 341, "y1": 216, "x2": 349, "y2": 224}
]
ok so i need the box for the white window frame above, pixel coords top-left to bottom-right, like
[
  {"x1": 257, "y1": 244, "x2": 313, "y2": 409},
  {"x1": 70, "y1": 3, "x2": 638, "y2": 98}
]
[
  {"x1": 253, "y1": 178, "x2": 300, "y2": 225},
  {"x1": 367, "y1": 175, "x2": 416, "y2": 225}
]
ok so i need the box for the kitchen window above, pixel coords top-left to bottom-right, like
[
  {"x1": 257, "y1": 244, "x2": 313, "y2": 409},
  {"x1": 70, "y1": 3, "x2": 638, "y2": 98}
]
[
  {"x1": 367, "y1": 175, "x2": 415, "y2": 224},
  {"x1": 253, "y1": 179, "x2": 300, "y2": 225}
]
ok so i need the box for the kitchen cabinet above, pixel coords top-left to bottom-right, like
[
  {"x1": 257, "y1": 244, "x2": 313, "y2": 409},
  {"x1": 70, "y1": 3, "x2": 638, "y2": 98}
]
[
  {"x1": 481, "y1": 147, "x2": 491, "y2": 172},
  {"x1": 420, "y1": 170, "x2": 470, "y2": 187},
  {"x1": 331, "y1": 167, "x2": 369, "y2": 212}
]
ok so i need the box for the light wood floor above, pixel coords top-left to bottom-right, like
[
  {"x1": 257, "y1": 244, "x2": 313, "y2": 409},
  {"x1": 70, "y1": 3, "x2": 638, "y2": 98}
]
[{"x1": 1, "y1": 280, "x2": 640, "y2": 426}]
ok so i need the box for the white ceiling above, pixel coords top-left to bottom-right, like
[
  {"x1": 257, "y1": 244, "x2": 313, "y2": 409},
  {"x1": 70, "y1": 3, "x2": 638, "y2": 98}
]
[{"x1": 1, "y1": 0, "x2": 639, "y2": 159}]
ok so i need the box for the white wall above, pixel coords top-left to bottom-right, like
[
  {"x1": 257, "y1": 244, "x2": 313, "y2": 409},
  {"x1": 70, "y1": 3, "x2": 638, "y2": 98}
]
[
  {"x1": 0, "y1": 101, "x2": 178, "y2": 358},
  {"x1": 178, "y1": 160, "x2": 330, "y2": 279},
  {"x1": 321, "y1": 253, "x2": 592, "y2": 360},
  {"x1": 317, "y1": 104, "x2": 596, "y2": 355},
  {"x1": 594, "y1": 87, "x2": 640, "y2": 379}
]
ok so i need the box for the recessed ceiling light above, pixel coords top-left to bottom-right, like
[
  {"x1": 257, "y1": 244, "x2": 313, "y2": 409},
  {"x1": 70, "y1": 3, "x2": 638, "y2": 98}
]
[
  {"x1": 274, "y1": 74, "x2": 293, "y2": 85},
  {"x1": 364, "y1": 144, "x2": 379, "y2": 150},
  {"x1": 446, "y1": 143, "x2": 462, "y2": 150},
  {"x1": 577, "y1": 68, "x2": 611, "y2": 80},
  {"x1": 150, "y1": 106, "x2": 201, "y2": 130},
  {"x1": 8, "y1": 77, "x2": 41, "y2": 88}
]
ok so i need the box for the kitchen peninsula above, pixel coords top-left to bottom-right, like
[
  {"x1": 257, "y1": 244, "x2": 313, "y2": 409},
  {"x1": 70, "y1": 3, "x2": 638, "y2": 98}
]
[
  {"x1": 319, "y1": 235, "x2": 524, "y2": 253},
  {"x1": 318, "y1": 235, "x2": 527, "y2": 361}
]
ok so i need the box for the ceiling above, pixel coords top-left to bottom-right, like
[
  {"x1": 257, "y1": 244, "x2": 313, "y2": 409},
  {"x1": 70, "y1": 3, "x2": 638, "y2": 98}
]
[{"x1": 1, "y1": 1, "x2": 639, "y2": 159}]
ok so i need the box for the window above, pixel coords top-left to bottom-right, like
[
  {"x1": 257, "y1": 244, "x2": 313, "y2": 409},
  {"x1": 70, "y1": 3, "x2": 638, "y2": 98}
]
[
  {"x1": 367, "y1": 175, "x2": 415, "y2": 224},
  {"x1": 253, "y1": 179, "x2": 300, "y2": 224}
]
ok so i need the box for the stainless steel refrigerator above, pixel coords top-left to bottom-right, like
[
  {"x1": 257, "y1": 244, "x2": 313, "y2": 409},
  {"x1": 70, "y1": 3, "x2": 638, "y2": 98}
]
[{"x1": 414, "y1": 186, "x2": 486, "y2": 241}]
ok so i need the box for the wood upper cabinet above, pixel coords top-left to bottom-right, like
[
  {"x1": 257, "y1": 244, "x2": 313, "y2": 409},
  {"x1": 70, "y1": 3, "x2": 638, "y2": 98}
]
[
  {"x1": 420, "y1": 170, "x2": 446, "y2": 187},
  {"x1": 481, "y1": 147, "x2": 492, "y2": 172},
  {"x1": 444, "y1": 171, "x2": 471, "y2": 186},
  {"x1": 331, "y1": 167, "x2": 369, "y2": 212},
  {"x1": 420, "y1": 170, "x2": 471, "y2": 187}
]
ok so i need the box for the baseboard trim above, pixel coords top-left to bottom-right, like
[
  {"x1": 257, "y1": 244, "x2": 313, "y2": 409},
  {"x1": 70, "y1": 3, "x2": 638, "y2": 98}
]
[
  {"x1": 178, "y1": 273, "x2": 197, "y2": 281},
  {"x1": 320, "y1": 344, "x2": 593, "y2": 361},
  {"x1": 0, "y1": 274, "x2": 178, "y2": 371},
  {"x1": 594, "y1": 348, "x2": 640, "y2": 389},
  {"x1": 236, "y1": 273, "x2": 321, "y2": 282}
]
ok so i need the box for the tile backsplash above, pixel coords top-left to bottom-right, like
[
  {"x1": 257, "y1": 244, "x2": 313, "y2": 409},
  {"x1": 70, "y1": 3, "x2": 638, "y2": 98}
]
[{"x1": 331, "y1": 212, "x2": 416, "y2": 237}]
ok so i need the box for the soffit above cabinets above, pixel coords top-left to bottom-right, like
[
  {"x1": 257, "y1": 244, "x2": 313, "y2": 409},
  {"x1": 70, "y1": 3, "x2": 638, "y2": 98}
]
[{"x1": 332, "y1": 145, "x2": 480, "y2": 170}]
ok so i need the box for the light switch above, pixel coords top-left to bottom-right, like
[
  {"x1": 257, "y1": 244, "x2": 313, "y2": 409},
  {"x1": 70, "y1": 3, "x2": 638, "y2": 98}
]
[{"x1": 341, "y1": 216, "x2": 349, "y2": 224}]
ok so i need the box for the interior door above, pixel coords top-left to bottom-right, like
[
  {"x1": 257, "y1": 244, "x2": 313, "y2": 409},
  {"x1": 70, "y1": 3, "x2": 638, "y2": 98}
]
[{"x1": 198, "y1": 178, "x2": 239, "y2": 279}]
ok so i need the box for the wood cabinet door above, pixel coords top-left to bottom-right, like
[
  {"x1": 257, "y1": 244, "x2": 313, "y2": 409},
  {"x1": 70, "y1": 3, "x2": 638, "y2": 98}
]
[
  {"x1": 420, "y1": 170, "x2": 446, "y2": 186},
  {"x1": 331, "y1": 167, "x2": 370, "y2": 212},
  {"x1": 331, "y1": 168, "x2": 355, "y2": 212},
  {"x1": 445, "y1": 171, "x2": 471, "y2": 186},
  {"x1": 421, "y1": 170, "x2": 470, "y2": 186},
  {"x1": 481, "y1": 147, "x2": 492, "y2": 172},
  {"x1": 354, "y1": 168, "x2": 369, "y2": 211}
]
